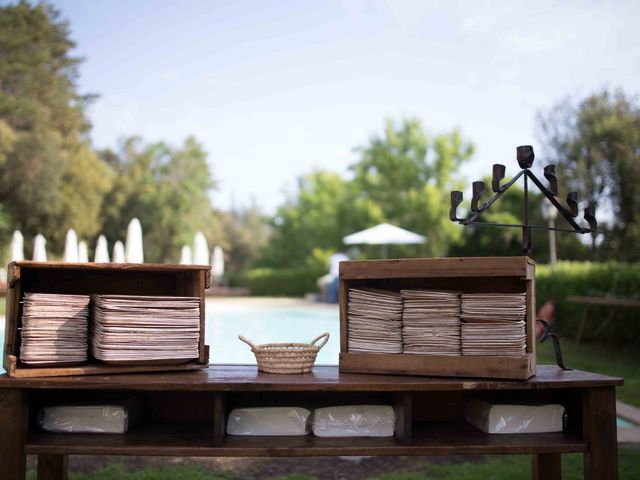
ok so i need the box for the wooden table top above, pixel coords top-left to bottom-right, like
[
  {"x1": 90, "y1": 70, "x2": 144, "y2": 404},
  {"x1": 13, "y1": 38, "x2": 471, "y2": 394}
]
[{"x1": 0, "y1": 365, "x2": 623, "y2": 391}]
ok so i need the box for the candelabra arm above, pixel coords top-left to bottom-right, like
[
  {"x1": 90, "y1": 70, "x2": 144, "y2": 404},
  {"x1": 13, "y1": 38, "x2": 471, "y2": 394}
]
[
  {"x1": 461, "y1": 170, "x2": 525, "y2": 225},
  {"x1": 525, "y1": 170, "x2": 591, "y2": 232}
]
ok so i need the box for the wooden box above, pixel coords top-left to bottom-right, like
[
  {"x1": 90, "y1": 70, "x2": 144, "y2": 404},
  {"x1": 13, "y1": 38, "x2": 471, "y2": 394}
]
[
  {"x1": 339, "y1": 256, "x2": 536, "y2": 380},
  {"x1": 3, "y1": 261, "x2": 211, "y2": 378}
]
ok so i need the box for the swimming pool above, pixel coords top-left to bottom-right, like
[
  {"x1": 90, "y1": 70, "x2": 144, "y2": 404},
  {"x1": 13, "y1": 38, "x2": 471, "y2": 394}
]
[
  {"x1": 205, "y1": 298, "x2": 340, "y2": 365},
  {"x1": 0, "y1": 298, "x2": 341, "y2": 373}
]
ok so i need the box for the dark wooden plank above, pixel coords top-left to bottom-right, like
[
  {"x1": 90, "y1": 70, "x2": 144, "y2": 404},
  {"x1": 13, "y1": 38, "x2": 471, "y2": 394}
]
[
  {"x1": 340, "y1": 352, "x2": 535, "y2": 380},
  {"x1": 526, "y1": 263, "x2": 536, "y2": 358},
  {"x1": 0, "y1": 389, "x2": 27, "y2": 480},
  {"x1": 0, "y1": 365, "x2": 623, "y2": 391},
  {"x1": 2, "y1": 270, "x2": 21, "y2": 373},
  {"x1": 582, "y1": 387, "x2": 618, "y2": 480},
  {"x1": 532, "y1": 453, "x2": 561, "y2": 480},
  {"x1": 4, "y1": 355, "x2": 206, "y2": 378},
  {"x1": 339, "y1": 256, "x2": 534, "y2": 280},
  {"x1": 10, "y1": 261, "x2": 210, "y2": 272},
  {"x1": 24, "y1": 421, "x2": 586, "y2": 457},
  {"x1": 212, "y1": 393, "x2": 226, "y2": 446},
  {"x1": 37, "y1": 454, "x2": 68, "y2": 480},
  {"x1": 339, "y1": 279, "x2": 348, "y2": 352},
  {"x1": 393, "y1": 392, "x2": 412, "y2": 444}
]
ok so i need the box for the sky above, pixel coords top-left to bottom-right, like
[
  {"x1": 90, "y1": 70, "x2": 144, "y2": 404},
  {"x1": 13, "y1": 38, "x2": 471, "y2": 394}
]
[{"x1": 50, "y1": 0, "x2": 640, "y2": 213}]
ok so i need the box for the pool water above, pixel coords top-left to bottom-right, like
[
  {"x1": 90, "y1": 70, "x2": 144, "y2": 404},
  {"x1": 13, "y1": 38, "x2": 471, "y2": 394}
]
[
  {"x1": 205, "y1": 300, "x2": 340, "y2": 365},
  {"x1": 617, "y1": 416, "x2": 636, "y2": 429}
]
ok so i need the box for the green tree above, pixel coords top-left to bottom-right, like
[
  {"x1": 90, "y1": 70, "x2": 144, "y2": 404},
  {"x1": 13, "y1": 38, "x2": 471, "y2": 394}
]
[
  {"x1": 100, "y1": 136, "x2": 218, "y2": 263},
  {"x1": 537, "y1": 89, "x2": 640, "y2": 260},
  {"x1": 256, "y1": 170, "x2": 384, "y2": 268},
  {"x1": 352, "y1": 118, "x2": 474, "y2": 256},
  {"x1": 0, "y1": 1, "x2": 109, "y2": 253},
  {"x1": 218, "y1": 202, "x2": 269, "y2": 274}
]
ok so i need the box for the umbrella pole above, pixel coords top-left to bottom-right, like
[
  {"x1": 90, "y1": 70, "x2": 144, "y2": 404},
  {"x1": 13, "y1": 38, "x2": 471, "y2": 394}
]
[{"x1": 381, "y1": 244, "x2": 388, "y2": 258}]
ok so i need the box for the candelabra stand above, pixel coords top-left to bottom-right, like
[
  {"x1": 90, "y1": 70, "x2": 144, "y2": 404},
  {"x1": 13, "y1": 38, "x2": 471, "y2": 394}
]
[{"x1": 449, "y1": 145, "x2": 597, "y2": 257}]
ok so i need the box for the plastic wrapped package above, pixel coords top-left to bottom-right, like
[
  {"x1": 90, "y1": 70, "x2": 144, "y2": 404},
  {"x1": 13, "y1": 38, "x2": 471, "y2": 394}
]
[
  {"x1": 464, "y1": 399, "x2": 566, "y2": 434},
  {"x1": 38, "y1": 399, "x2": 142, "y2": 434},
  {"x1": 312, "y1": 405, "x2": 395, "y2": 437},
  {"x1": 226, "y1": 407, "x2": 311, "y2": 436}
]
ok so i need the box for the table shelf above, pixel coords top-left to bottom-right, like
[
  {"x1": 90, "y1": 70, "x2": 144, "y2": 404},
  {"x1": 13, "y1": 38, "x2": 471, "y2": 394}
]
[{"x1": 24, "y1": 421, "x2": 587, "y2": 457}]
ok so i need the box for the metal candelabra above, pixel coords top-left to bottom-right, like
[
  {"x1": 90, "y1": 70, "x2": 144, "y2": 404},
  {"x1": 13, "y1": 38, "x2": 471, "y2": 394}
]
[{"x1": 449, "y1": 145, "x2": 597, "y2": 257}]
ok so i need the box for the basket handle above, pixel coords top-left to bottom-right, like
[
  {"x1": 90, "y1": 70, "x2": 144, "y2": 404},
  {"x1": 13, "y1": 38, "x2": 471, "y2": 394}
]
[
  {"x1": 238, "y1": 335, "x2": 257, "y2": 350},
  {"x1": 310, "y1": 332, "x2": 330, "y2": 350}
]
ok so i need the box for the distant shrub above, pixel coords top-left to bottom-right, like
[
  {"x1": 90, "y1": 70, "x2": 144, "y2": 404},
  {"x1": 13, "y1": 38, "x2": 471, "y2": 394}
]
[
  {"x1": 536, "y1": 262, "x2": 640, "y2": 348},
  {"x1": 238, "y1": 266, "x2": 325, "y2": 297}
]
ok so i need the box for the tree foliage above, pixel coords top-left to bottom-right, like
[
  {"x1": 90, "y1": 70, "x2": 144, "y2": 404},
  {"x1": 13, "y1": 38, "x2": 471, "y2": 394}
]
[
  {"x1": 99, "y1": 137, "x2": 218, "y2": 263},
  {"x1": 351, "y1": 118, "x2": 474, "y2": 257},
  {"x1": 537, "y1": 89, "x2": 640, "y2": 260},
  {"x1": 0, "y1": 1, "x2": 109, "y2": 255}
]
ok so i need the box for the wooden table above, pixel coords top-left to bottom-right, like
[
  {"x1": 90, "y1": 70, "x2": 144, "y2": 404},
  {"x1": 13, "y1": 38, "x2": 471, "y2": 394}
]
[
  {"x1": 0, "y1": 365, "x2": 622, "y2": 480},
  {"x1": 567, "y1": 295, "x2": 640, "y2": 348}
]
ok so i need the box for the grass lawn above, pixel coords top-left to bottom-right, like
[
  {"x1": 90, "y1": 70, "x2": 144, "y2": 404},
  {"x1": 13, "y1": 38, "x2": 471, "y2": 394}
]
[
  {"x1": 537, "y1": 336, "x2": 640, "y2": 406},
  {"x1": 25, "y1": 451, "x2": 640, "y2": 480}
]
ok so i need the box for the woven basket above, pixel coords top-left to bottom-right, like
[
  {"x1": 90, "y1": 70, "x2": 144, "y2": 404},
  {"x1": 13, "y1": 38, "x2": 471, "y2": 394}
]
[{"x1": 239, "y1": 333, "x2": 330, "y2": 374}]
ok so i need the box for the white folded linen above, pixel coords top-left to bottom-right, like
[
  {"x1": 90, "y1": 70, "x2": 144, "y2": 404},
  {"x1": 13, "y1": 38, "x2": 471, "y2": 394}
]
[
  {"x1": 38, "y1": 401, "x2": 140, "y2": 434},
  {"x1": 464, "y1": 399, "x2": 566, "y2": 434},
  {"x1": 312, "y1": 405, "x2": 395, "y2": 437},
  {"x1": 226, "y1": 407, "x2": 311, "y2": 436}
]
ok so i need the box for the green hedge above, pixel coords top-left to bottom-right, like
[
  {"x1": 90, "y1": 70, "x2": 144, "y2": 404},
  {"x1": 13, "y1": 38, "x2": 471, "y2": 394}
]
[
  {"x1": 536, "y1": 262, "x2": 640, "y2": 348},
  {"x1": 238, "y1": 266, "x2": 325, "y2": 297}
]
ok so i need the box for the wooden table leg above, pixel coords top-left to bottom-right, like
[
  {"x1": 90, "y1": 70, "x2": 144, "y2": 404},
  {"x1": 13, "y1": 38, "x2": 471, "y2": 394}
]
[
  {"x1": 575, "y1": 306, "x2": 589, "y2": 349},
  {"x1": 532, "y1": 453, "x2": 561, "y2": 479},
  {"x1": 0, "y1": 389, "x2": 28, "y2": 480},
  {"x1": 37, "y1": 454, "x2": 69, "y2": 480},
  {"x1": 582, "y1": 387, "x2": 618, "y2": 480}
]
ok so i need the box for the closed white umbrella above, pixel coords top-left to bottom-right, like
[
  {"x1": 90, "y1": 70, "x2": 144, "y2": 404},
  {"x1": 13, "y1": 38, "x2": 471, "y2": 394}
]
[
  {"x1": 343, "y1": 223, "x2": 426, "y2": 258},
  {"x1": 10, "y1": 230, "x2": 24, "y2": 261},
  {"x1": 212, "y1": 245, "x2": 224, "y2": 282},
  {"x1": 33, "y1": 234, "x2": 47, "y2": 262},
  {"x1": 125, "y1": 218, "x2": 144, "y2": 263},
  {"x1": 179, "y1": 245, "x2": 193, "y2": 265},
  {"x1": 64, "y1": 229, "x2": 79, "y2": 262},
  {"x1": 193, "y1": 232, "x2": 209, "y2": 265},
  {"x1": 94, "y1": 235, "x2": 110, "y2": 262},
  {"x1": 112, "y1": 240, "x2": 126, "y2": 263},
  {"x1": 78, "y1": 241, "x2": 89, "y2": 262}
]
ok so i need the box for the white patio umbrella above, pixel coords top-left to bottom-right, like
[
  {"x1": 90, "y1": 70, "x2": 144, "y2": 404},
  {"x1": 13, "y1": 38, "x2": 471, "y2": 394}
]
[{"x1": 343, "y1": 223, "x2": 426, "y2": 258}]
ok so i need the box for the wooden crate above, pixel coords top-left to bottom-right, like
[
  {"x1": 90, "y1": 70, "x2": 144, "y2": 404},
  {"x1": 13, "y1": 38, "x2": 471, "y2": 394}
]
[
  {"x1": 3, "y1": 261, "x2": 211, "y2": 378},
  {"x1": 339, "y1": 256, "x2": 536, "y2": 380}
]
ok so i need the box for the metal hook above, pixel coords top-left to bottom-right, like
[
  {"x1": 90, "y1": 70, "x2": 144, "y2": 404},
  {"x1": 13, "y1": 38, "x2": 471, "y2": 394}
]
[
  {"x1": 567, "y1": 192, "x2": 579, "y2": 217},
  {"x1": 584, "y1": 204, "x2": 597, "y2": 231},
  {"x1": 450, "y1": 191, "x2": 463, "y2": 221},
  {"x1": 471, "y1": 181, "x2": 485, "y2": 212},
  {"x1": 492, "y1": 164, "x2": 506, "y2": 193},
  {"x1": 537, "y1": 319, "x2": 572, "y2": 371},
  {"x1": 543, "y1": 165, "x2": 558, "y2": 196},
  {"x1": 516, "y1": 145, "x2": 534, "y2": 169}
]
